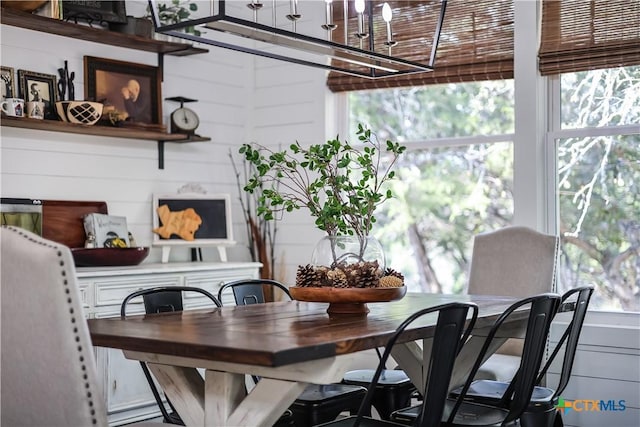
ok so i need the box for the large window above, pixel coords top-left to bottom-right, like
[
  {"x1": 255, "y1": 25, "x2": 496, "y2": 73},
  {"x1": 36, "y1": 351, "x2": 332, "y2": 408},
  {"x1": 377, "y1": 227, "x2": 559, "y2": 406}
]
[
  {"x1": 348, "y1": 67, "x2": 639, "y2": 312},
  {"x1": 552, "y1": 66, "x2": 640, "y2": 312},
  {"x1": 349, "y1": 81, "x2": 514, "y2": 294}
]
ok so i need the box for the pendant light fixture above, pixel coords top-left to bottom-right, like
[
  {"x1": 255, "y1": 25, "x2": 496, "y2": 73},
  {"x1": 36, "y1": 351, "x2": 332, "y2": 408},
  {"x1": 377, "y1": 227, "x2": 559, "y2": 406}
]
[{"x1": 147, "y1": 0, "x2": 448, "y2": 79}]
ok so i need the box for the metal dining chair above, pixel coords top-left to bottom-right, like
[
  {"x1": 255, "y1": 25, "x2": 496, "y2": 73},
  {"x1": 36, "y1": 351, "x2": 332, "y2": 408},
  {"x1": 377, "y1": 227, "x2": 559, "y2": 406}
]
[
  {"x1": 121, "y1": 286, "x2": 223, "y2": 425},
  {"x1": 218, "y1": 279, "x2": 370, "y2": 426},
  {"x1": 447, "y1": 285, "x2": 594, "y2": 427},
  {"x1": 315, "y1": 302, "x2": 479, "y2": 427},
  {"x1": 391, "y1": 293, "x2": 562, "y2": 427}
]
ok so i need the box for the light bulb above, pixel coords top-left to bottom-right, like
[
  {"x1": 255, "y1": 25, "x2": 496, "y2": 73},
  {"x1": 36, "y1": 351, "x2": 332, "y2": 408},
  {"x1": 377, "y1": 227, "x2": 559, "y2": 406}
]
[
  {"x1": 382, "y1": 2, "x2": 392, "y2": 22},
  {"x1": 355, "y1": 0, "x2": 365, "y2": 14}
]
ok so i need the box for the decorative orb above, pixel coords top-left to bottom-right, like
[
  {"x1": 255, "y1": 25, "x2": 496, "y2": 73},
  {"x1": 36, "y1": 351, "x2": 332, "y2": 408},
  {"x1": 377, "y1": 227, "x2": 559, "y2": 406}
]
[{"x1": 56, "y1": 101, "x2": 103, "y2": 125}]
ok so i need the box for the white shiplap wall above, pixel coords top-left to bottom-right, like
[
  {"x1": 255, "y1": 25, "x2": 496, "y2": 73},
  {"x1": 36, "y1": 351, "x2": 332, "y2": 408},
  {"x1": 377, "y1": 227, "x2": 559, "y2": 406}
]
[{"x1": 1, "y1": 6, "x2": 257, "y2": 265}]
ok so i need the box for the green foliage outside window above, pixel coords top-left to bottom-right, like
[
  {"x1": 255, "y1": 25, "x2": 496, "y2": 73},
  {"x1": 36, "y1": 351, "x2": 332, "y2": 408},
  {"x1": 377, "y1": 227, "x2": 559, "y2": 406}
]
[
  {"x1": 349, "y1": 81, "x2": 514, "y2": 294},
  {"x1": 349, "y1": 67, "x2": 639, "y2": 312}
]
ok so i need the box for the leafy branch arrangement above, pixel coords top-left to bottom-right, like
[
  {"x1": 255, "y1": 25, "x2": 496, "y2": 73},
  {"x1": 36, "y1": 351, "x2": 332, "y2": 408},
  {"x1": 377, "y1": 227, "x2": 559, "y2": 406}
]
[{"x1": 240, "y1": 124, "x2": 406, "y2": 272}]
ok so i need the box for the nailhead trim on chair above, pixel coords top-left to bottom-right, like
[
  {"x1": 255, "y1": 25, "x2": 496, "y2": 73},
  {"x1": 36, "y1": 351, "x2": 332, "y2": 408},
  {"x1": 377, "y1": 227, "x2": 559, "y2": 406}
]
[{"x1": 7, "y1": 226, "x2": 99, "y2": 425}]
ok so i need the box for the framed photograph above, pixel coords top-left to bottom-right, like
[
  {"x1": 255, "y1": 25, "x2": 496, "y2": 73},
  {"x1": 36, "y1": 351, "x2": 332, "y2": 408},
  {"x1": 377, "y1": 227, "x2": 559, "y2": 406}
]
[
  {"x1": 84, "y1": 56, "x2": 162, "y2": 126},
  {"x1": 152, "y1": 193, "x2": 234, "y2": 245},
  {"x1": 17, "y1": 69, "x2": 58, "y2": 119},
  {"x1": 1, "y1": 66, "x2": 16, "y2": 100},
  {"x1": 63, "y1": 1, "x2": 127, "y2": 25},
  {"x1": 1, "y1": 198, "x2": 43, "y2": 236}
]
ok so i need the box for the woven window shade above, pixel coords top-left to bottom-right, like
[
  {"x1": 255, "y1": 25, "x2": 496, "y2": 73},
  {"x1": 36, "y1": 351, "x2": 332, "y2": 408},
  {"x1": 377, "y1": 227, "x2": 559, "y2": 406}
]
[
  {"x1": 539, "y1": 0, "x2": 640, "y2": 75},
  {"x1": 327, "y1": 0, "x2": 514, "y2": 92}
]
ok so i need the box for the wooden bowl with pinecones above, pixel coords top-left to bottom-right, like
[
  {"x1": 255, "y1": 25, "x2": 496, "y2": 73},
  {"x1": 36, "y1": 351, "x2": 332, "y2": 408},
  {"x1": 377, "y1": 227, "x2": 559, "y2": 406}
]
[{"x1": 290, "y1": 264, "x2": 406, "y2": 315}]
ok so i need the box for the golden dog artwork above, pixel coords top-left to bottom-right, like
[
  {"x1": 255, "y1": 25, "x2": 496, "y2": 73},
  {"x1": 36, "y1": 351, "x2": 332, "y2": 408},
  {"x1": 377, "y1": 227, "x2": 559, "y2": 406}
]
[{"x1": 153, "y1": 204, "x2": 203, "y2": 241}]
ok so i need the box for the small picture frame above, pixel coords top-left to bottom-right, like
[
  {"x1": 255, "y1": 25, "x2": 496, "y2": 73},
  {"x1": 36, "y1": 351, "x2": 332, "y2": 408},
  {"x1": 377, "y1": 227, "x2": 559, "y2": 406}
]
[
  {"x1": 84, "y1": 56, "x2": 162, "y2": 126},
  {"x1": 152, "y1": 193, "x2": 234, "y2": 245},
  {"x1": 1, "y1": 66, "x2": 16, "y2": 100},
  {"x1": 152, "y1": 193, "x2": 235, "y2": 263},
  {"x1": 62, "y1": 1, "x2": 127, "y2": 25},
  {"x1": 17, "y1": 69, "x2": 58, "y2": 119}
]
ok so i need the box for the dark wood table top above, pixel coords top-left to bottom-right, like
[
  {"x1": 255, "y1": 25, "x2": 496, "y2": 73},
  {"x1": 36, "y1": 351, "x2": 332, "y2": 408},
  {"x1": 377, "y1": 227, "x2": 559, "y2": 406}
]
[{"x1": 88, "y1": 293, "x2": 520, "y2": 367}]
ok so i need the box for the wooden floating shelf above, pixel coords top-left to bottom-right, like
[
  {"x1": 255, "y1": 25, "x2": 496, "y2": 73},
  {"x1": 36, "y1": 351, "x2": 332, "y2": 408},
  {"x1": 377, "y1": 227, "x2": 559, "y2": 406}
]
[
  {"x1": 0, "y1": 7, "x2": 208, "y2": 57},
  {"x1": 2, "y1": 117, "x2": 211, "y2": 169},
  {"x1": 0, "y1": 116, "x2": 208, "y2": 142},
  {"x1": 1, "y1": 7, "x2": 211, "y2": 169}
]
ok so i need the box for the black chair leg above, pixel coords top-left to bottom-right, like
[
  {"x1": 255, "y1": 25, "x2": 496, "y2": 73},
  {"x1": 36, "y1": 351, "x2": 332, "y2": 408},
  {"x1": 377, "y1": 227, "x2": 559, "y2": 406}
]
[
  {"x1": 140, "y1": 361, "x2": 183, "y2": 425},
  {"x1": 370, "y1": 388, "x2": 413, "y2": 420}
]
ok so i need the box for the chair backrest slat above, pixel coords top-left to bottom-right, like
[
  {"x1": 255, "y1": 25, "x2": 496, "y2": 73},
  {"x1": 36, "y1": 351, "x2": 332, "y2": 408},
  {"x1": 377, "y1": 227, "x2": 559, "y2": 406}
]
[
  {"x1": 536, "y1": 285, "x2": 594, "y2": 397},
  {"x1": 218, "y1": 279, "x2": 292, "y2": 306},
  {"x1": 121, "y1": 286, "x2": 221, "y2": 317}
]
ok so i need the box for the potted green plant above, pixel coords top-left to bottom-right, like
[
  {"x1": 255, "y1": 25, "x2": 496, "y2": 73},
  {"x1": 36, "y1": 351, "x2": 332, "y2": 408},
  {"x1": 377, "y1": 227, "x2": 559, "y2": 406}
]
[{"x1": 240, "y1": 124, "x2": 406, "y2": 290}]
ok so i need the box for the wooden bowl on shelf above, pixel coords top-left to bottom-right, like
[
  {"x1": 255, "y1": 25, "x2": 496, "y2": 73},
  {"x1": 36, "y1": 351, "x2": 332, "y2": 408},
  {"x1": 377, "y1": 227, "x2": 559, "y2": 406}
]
[
  {"x1": 70, "y1": 247, "x2": 149, "y2": 267},
  {"x1": 289, "y1": 286, "x2": 406, "y2": 316}
]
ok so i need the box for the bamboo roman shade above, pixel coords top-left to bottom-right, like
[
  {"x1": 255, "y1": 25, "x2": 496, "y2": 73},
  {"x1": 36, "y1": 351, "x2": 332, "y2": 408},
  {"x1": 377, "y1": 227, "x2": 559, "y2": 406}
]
[
  {"x1": 539, "y1": 0, "x2": 640, "y2": 75},
  {"x1": 327, "y1": 0, "x2": 514, "y2": 92}
]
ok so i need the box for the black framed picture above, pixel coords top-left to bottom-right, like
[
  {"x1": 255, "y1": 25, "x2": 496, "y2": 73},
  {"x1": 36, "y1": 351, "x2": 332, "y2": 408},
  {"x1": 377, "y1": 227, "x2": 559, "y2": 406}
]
[
  {"x1": 17, "y1": 69, "x2": 58, "y2": 119},
  {"x1": 152, "y1": 193, "x2": 234, "y2": 243},
  {"x1": 1, "y1": 66, "x2": 16, "y2": 100},
  {"x1": 63, "y1": 1, "x2": 127, "y2": 25},
  {"x1": 84, "y1": 56, "x2": 162, "y2": 126}
]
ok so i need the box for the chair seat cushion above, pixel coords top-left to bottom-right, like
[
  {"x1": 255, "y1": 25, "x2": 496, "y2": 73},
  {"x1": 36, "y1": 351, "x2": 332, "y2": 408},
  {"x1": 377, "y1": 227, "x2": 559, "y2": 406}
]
[
  {"x1": 391, "y1": 399, "x2": 511, "y2": 426},
  {"x1": 344, "y1": 369, "x2": 412, "y2": 387},
  {"x1": 450, "y1": 380, "x2": 555, "y2": 405},
  {"x1": 474, "y1": 353, "x2": 520, "y2": 381},
  {"x1": 316, "y1": 415, "x2": 406, "y2": 426},
  {"x1": 296, "y1": 383, "x2": 367, "y2": 403}
]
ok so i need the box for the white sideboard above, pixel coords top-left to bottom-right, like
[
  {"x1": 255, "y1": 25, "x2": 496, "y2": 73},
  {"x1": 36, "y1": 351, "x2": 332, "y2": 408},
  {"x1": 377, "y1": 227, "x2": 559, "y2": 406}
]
[{"x1": 76, "y1": 262, "x2": 261, "y2": 426}]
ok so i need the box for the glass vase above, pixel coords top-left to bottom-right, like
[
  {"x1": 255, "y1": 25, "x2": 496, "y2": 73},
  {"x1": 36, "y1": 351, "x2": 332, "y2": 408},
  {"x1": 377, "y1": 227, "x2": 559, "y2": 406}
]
[{"x1": 311, "y1": 235, "x2": 385, "y2": 269}]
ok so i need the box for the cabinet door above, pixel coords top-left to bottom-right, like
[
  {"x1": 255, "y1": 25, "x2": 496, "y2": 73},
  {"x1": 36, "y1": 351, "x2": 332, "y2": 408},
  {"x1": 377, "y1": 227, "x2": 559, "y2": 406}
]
[{"x1": 97, "y1": 346, "x2": 162, "y2": 425}]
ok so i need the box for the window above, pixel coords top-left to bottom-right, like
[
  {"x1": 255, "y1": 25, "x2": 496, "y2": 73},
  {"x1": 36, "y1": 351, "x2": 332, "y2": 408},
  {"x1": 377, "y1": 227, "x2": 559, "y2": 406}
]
[
  {"x1": 349, "y1": 80, "x2": 514, "y2": 293},
  {"x1": 552, "y1": 66, "x2": 640, "y2": 312}
]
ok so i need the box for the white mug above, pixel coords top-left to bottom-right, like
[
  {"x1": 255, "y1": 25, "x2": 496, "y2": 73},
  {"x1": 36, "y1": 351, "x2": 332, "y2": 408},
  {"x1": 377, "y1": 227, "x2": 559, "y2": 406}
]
[
  {"x1": 26, "y1": 101, "x2": 45, "y2": 120},
  {"x1": 1, "y1": 97, "x2": 25, "y2": 117}
]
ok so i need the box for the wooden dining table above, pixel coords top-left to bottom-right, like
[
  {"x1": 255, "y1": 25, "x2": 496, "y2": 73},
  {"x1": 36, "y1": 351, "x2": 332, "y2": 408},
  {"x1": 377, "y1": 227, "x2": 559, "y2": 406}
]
[{"x1": 88, "y1": 292, "x2": 526, "y2": 427}]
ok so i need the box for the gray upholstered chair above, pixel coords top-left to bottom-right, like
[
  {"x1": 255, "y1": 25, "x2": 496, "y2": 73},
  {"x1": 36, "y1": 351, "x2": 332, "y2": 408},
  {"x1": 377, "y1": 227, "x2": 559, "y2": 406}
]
[
  {"x1": 0, "y1": 226, "x2": 164, "y2": 426},
  {"x1": 467, "y1": 225, "x2": 559, "y2": 381}
]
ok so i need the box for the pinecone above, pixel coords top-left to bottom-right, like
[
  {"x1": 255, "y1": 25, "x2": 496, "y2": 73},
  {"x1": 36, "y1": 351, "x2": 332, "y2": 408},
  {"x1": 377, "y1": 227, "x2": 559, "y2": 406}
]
[
  {"x1": 358, "y1": 261, "x2": 381, "y2": 288},
  {"x1": 379, "y1": 275, "x2": 404, "y2": 288},
  {"x1": 327, "y1": 268, "x2": 349, "y2": 288},
  {"x1": 296, "y1": 264, "x2": 321, "y2": 287},
  {"x1": 384, "y1": 268, "x2": 405, "y2": 281}
]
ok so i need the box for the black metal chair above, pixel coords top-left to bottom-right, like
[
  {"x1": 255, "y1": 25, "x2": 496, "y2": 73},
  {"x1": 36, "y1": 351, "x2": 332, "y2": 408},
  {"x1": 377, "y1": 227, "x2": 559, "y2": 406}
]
[
  {"x1": 391, "y1": 293, "x2": 561, "y2": 427},
  {"x1": 218, "y1": 279, "x2": 370, "y2": 426},
  {"x1": 120, "y1": 286, "x2": 223, "y2": 425},
  {"x1": 447, "y1": 285, "x2": 594, "y2": 427},
  {"x1": 314, "y1": 302, "x2": 479, "y2": 427}
]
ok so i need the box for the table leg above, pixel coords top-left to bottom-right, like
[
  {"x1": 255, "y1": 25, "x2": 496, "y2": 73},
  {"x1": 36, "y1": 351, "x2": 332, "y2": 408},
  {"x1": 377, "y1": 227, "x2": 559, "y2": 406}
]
[
  {"x1": 147, "y1": 364, "x2": 205, "y2": 426},
  {"x1": 223, "y1": 377, "x2": 307, "y2": 427},
  {"x1": 204, "y1": 370, "x2": 245, "y2": 425}
]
